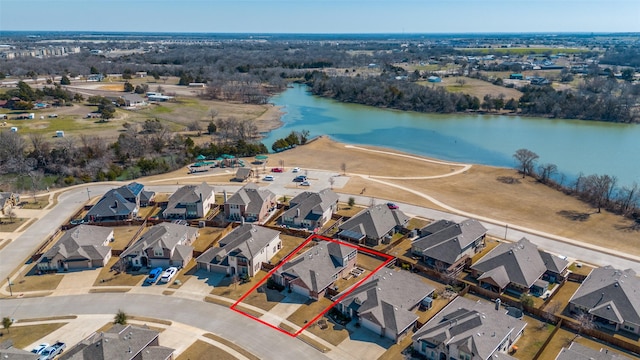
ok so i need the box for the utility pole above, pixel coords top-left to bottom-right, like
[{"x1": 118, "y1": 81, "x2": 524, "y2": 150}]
[
  {"x1": 504, "y1": 224, "x2": 509, "y2": 240},
  {"x1": 86, "y1": 188, "x2": 91, "y2": 201},
  {"x1": 7, "y1": 277, "x2": 12, "y2": 296}
]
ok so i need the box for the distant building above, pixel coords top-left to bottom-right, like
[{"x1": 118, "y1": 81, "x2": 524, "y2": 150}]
[
  {"x1": 509, "y1": 73, "x2": 524, "y2": 80},
  {"x1": 427, "y1": 76, "x2": 442, "y2": 83},
  {"x1": 120, "y1": 93, "x2": 146, "y2": 107}
]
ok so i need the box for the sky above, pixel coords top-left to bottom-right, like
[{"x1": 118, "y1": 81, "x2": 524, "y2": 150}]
[{"x1": 1, "y1": 0, "x2": 639, "y2": 34}]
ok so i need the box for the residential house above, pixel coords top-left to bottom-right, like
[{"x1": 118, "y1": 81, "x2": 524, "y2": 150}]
[
  {"x1": 337, "y1": 204, "x2": 409, "y2": 246},
  {"x1": 568, "y1": 266, "x2": 640, "y2": 335},
  {"x1": 224, "y1": 183, "x2": 276, "y2": 223},
  {"x1": 120, "y1": 222, "x2": 198, "y2": 268},
  {"x1": 412, "y1": 296, "x2": 527, "y2": 360},
  {"x1": 163, "y1": 182, "x2": 215, "y2": 219},
  {"x1": 233, "y1": 167, "x2": 253, "y2": 182},
  {"x1": 281, "y1": 189, "x2": 339, "y2": 230},
  {"x1": 412, "y1": 218, "x2": 487, "y2": 276},
  {"x1": 120, "y1": 93, "x2": 147, "y2": 107},
  {"x1": 196, "y1": 224, "x2": 281, "y2": 277},
  {"x1": 37, "y1": 225, "x2": 113, "y2": 271},
  {"x1": 0, "y1": 192, "x2": 19, "y2": 215},
  {"x1": 555, "y1": 342, "x2": 632, "y2": 360},
  {"x1": 0, "y1": 341, "x2": 39, "y2": 360},
  {"x1": 59, "y1": 324, "x2": 174, "y2": 360},
  {"x1": 273, "y1": 240, "x2": 357, "y2": 300},
  {"x1": 471, "y1": 238, "x2": 569, "y2": 297},
  {"x1": 85, "y1": 182, "x2": 154, "y2": 222},
  {"x1": 334, "y1": 269, "x2": 435, "y2": 343}
]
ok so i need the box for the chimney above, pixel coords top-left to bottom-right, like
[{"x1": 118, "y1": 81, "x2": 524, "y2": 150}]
[{"x1": 495, "y1": 298, "x2": 501, "y2": 311}]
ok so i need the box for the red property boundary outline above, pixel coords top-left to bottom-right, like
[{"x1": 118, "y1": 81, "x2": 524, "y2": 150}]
[{"x1": 230, "y1": 234, "x2": 394, "y2": 337}]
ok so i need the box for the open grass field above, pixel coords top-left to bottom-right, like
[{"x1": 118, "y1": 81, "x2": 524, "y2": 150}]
[
  {"x1": 5, "y1": 270, "x2": 63, "y2": 293},
  {"x1": 176, "y1": 340, "x2": 238, "y2": 360},
  {"x1": 1, "y1": 323, "x2": 67, "y2": 349},
  {"x1": 421, "y1": 76, "x2": 523, "y2": 100}
]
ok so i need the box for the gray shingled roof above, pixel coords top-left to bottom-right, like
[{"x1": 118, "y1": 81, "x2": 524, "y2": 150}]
[
  {"x1": 280, "y1": 241, "x2": 355, "y2": 294},
  {"x1": 569, "y1": 266, "x2": 640, "y2": 325},
  {"x1": 120, "y1": 223, "x2": 196, "y2": 260},
  {"x1": 339, "y1": 204, "x2": 409, "y2": 240},
  {"x1": 197, "y1": 224, "x2": 280, "y2": 265},
  {"x1": 413, "y1": 296, "x2": 527, "y2": 360},
  {"x1": 234, "y1": 167, "x2": 252, "y2": 180},
  {"x1": 412, "y1": 218, "x2": 487, "y2": 265},
  {"x1": 472, "y1": 238, "x2": 568, "y2": 289},
  {"x1": 282, "y1": 189, "x2": 338, "y2": 223},
  {"x1": 226, "y1": 183, "x2": 275, "y2": 215},
  {"x1": 0, "y1": 347, "x2": 39, "y2": 360},
  {"x1": 336, "y1": 269, "x2": 435, "y2": 337},
  {"x1": 59, "y1": 324, "x2": 173, "y2": 360},
  {"x1": 164, "y1": 182, "x2": 214, "y2": 217},
  {"x1": 86, "y1": 189, "x2": 137, "y2": 219},
  {"x1": 555, "y1": 342, "x2": 632, "y2": 360},
  {"x1": 40, "y1": 225, "x2": 113, "y2": 264}
]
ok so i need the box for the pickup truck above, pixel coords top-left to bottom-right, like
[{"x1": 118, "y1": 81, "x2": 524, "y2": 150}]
[{"x1": 39, "y1": 341, "x2": 65, "y2": 360}]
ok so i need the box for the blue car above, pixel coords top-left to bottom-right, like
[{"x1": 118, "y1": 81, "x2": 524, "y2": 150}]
[{"x1": 145, "y1": 267, "x2": 163, "y2": 284}]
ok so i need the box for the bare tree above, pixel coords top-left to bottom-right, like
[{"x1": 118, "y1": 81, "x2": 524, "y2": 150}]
[
  {"x1": 329, "y1": 177, "x2": 335, "y2": 189},
  {"x1": 574, "y1": 312, "x2": 595, "y2": 337},
  {"x1": 208, "y1": 108, "x2": 219, "y2": 122},
  {"x1": 513, "y1": 149, "x2": 539, "y2": 178},
  {"x1": 340, "y1": 162, "x2": 347, "y2": 175},
  {"x1": 537, "y1": 163, "x2": 558, "y2": 184},
  {"x1": 6, "y1": 206, "x2": 17, "y2": 223},
  {"x1": 618, "y1": 183, "x2": 639, "y2": 216}
]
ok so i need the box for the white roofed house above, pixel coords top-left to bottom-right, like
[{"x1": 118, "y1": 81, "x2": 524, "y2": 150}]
[
  {"x1": 163, "y1": 182, "x2": 215, "y2": 219},
  {"x1": 37, "y1": 225, "x2": 114, "y2": 271},
  {"x1": 196, "y1": 224, "x2": 281, "y2": 277},
  {"x1": 273, "y1": 241, "x2": 357, "y2": 300},
  {"x1": 120, "y1": 222, "x2": 198, "y2": 269},
  {"x1": 281, "y1": 189, "x2": 339, "y2": 230},
  {"x1": 334, "y1": 269, "x2": 436, "y2": 343}
]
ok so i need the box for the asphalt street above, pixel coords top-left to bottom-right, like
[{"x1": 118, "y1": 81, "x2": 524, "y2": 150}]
[{"x1": 1, "y1": 294, "x2": 330, "y2": 360}]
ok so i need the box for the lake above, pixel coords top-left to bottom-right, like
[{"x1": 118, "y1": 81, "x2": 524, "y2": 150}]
[{"x1": 263, "y1": 84, "x2": 640, "y2": 187}]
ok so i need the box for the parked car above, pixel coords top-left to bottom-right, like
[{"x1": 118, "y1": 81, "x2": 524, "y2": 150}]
[
  {"x1": 387, "y1": 202, "x2": 399, "y2": 210},
  {"x1": 271, "y1": 167, "x2": 284, "y2": 173},
  {"x1": 31, "y1": 343, "x2": 50, "y2": 355},
  {"x1": 263, "y1": 175, "x2": 275, "y2": 181},
  {"x1": 301, "y1": 181, "x2": 310, "y2": 186},
  {"x1": 145, "y1": 267, "x2": 163, "y2": 284},
  {"x1": 292, "y1": 167, "x2": 300, "y2": 173},
  {"x1": 39, "y1": 342, "x2": 65, "y2": 360},
  {"x1": 160, "y1": 267, "x2": 178, "y2": 283},
  {"x1": 293, "y1": 175, "x2": 307, "y2": 182}
]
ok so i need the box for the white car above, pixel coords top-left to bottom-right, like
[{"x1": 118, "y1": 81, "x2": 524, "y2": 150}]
[
  {"x1": 292, "y1": 167, "x2": 300, "y2": 173},
  {"x1": 160, "y1": 267, "x2": 178, "y2": 283},
  {"x1": 263, "y1": 175, "x2": 274, "y2": 181},
  {"x1": 31, "y1": 343, "x2": 50, "y2": 355}
]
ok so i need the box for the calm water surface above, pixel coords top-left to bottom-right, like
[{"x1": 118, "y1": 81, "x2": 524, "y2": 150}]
[{"x1": 264, "y1": 85, "x2": 640, "y2": 186}]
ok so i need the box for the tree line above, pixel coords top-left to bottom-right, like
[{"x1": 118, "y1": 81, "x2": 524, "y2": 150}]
[{"x1": 513, "y1": 149, "x2": 639, "y2": 220}]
